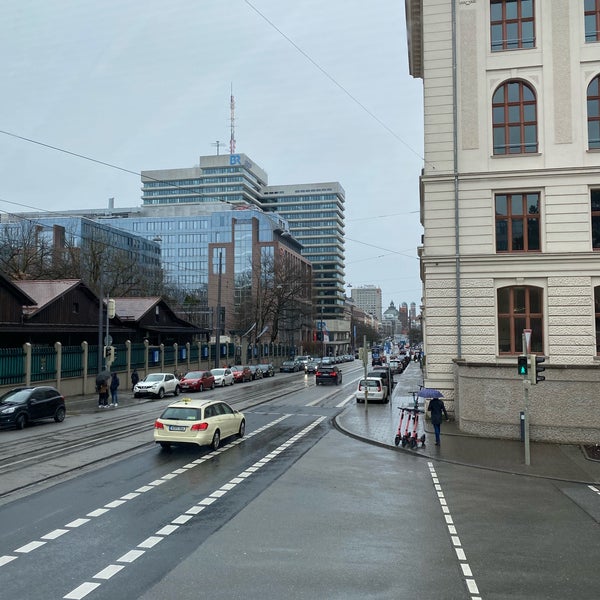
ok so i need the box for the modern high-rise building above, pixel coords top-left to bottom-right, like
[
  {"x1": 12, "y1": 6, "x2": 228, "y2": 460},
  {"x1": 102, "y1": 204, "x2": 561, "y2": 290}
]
[
  {"x1": 350, "y1": 285, "x2": 382, "y2": 322},
  {"x1": 406, "y1": 1, "x2": 600, "y2": 442},
  {"x1": 141, "y1": 153, "x2": 348, "y2": 353}
]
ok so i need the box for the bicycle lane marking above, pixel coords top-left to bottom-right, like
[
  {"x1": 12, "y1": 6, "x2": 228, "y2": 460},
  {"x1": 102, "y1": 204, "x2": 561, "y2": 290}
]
[
  {"x1": 428, "y1": 461, "x2": 483, "y2": 600},
  {"x1": 63, "y1": 416, "x2": 327, "y2": 600},
  {"x1": 0, "y1": 414, "x2": 291, "y2": 569}
]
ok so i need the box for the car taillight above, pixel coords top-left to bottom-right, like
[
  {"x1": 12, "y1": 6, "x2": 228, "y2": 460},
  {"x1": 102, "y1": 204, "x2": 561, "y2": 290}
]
[
  {"x1": 191, "y1": 422, "x2": 209, "y2": 431},
  {"x1": 316, "y1": 371, "x2": 321, "y2": 376},
  {"x1": 154, "y1": 420, "x2": 164, "y2": 429},
  {"x1": 377, "y1": 384, "x2": 381, "y2": 391}
]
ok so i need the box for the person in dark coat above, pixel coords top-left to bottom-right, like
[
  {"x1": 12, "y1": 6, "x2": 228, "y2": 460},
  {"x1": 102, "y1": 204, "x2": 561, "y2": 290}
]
[
  {"x1": 110, "y1": 372, "x2": 120, "y2": 407},
  {"x1": 131, "y1": 368, "x2": 139, "y2": 392},
  {"x1": 427, "y1": 397, "x2": 449, "y2": 446}
]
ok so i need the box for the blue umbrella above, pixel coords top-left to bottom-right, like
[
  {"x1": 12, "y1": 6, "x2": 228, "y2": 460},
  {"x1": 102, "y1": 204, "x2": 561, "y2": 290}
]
[{"x1": 418, "y1": 387, "x2": 444, "y2": 398}]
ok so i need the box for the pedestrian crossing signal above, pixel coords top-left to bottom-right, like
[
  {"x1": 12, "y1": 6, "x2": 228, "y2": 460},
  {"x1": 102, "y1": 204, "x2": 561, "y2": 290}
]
[{"x1": 517, "y1": 355, "x2": 528, "y2": 376}]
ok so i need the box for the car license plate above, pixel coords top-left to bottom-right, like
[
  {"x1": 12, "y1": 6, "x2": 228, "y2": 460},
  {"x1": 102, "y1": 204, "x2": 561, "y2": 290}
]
[{"x1": 169, "y1": 425, "x2": 186, "y2": 432}]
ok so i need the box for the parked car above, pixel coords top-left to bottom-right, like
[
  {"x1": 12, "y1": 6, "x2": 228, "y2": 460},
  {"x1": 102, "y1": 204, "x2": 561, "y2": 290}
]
[
  {"x1": 231, "y1": 365, "x2": 252, "y2": 383},
  {"x1": 154, "y1": 398, "x2": 245, "y2": 450},
  {"x1": 315, "y1": 365, "x2": 342, "y2": 385},
  {"x1": 248, "y1": 365, "x2": 263, "y2": 380},
  {"x1": 0, "y1": 386, "x2": 66, "y2": 430},
  {"x1": 211, "y1": 368, "x2": 234, "y2": 387},
  {"x1": 179, "y1": 371, "x2": 215, "y2": 392},
  {"x1": 280, "y1": 360, "x2": 301, "y2": 373},
  {"x1": 368, "y1": 366, "x2": 394, "y2": 397},
  {"x1": 304, "y1": 360, "x2": 320, "y2": 374},
  {"x1": 355, "y1": 377, "x2": 388, "y2": 403},
  {"x1": 256, "y1": 363, "x2": 275, "y2": 378},
  {"x1": 134, "y1": 373, "x2": 180, "y2": 399}
]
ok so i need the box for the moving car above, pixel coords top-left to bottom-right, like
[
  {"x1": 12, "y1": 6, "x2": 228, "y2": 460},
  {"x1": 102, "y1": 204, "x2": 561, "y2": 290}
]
[
  {"x1": 280, "y1": 360, "x2": 301, "y2": 373},
  {"x1": 304, "y1": 360, "x2": 320, "y2": 374},
  {"x1": 355, "y1": 377, "x2": 388, "y2": 403},
  {"x1": 179, "y1": 371, "x2": 215, "y2": 392},
  {"x1": 211, "y1": 367, "x2": 234, "y2": 387},
  {"x1": 231, "y1": 365, "x2": 252, "y2": 383},
  {"x1": 315, "y1": 365, "x2": 342, "y2": 385},
  {"x1": 154, "y1": 397, "x2": 245, "y2": 450},
  {"x1": 134, "y1": 373, "x2": 180, "y2": 399},
  {"x1": 0, "y1": 386, "x2": 66, "y2": 430}
]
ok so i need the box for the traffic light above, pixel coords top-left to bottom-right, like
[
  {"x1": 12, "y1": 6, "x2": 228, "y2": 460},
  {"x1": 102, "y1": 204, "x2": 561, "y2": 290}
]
[
  {"x1": 530, "y1": 354, "x2": 546, "y2": 384},
  {"x1": 517, "y1": 355, "x2": 528, "y2": 376},
  {"x1": 104, "y1": 346, "x2": 115, "y2": 362}
]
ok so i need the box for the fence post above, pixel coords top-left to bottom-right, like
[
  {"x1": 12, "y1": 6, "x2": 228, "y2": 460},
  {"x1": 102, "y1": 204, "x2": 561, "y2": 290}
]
[
  {"x1": 173, "y1": 343, "x2": 178, "y2": 376},
  {"x1": 126, "y1": 340, "x2": 132, "y2": 384},
  {"x1": 186, "y1": 342, "x2": 191, "y2": 374},
  {"x1": 23, "y1": 343, "x2": 32, "y2": 387},
  {"x1": 81, "y1": 341, "x2": 88, "y2": 395},
  {"x1": 55, "y1": 342, "x2": 62, "y2": 390},
  {"x1": 144, "y1": 339, "x2": 149, "y2": 377},
  {"x1": 160, "y1": 343, "x2": 165, "y2": 371}
]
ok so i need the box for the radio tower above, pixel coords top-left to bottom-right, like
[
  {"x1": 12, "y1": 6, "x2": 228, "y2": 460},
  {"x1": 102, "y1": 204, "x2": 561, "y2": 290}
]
[{"x1": 229, "y1": 85, "x2": 236, "y2": 154}]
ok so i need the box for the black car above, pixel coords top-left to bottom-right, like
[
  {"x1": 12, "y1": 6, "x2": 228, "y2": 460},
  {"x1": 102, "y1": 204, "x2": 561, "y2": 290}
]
[
  {"x1": 0, "y1": 386, "x2": 66, "y2": 430},
  {"x1": 248, "y1": 365, "x2": 263, "y2": 380},
  {"x1": 257, "y1": 363, "x2": 275, "y2": 378},
  {"x1": 315, "y1": 365, "x2": 342, "y2": 385},
  {"x1": 280, "y1": 360, "x2": 301, "y2": 373}
]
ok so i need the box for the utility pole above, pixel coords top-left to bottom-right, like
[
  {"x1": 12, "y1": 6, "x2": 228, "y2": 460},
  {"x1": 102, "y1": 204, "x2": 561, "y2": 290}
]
[{"x1": 214, "y1": 251, "x2": 223, "y2": 369}]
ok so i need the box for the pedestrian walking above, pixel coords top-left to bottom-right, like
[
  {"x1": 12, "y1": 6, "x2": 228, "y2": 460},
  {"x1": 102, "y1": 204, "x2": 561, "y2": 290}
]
[
  {"x1": 110, "y1": 372, "x2": 120, "y2": 407},
  {"x1": 131, "y1": 368, "x2": 139, "y2": 392},
  {"x1": 98, "y1": 380, "x2": 109, "y2": 409},
  {"x1": 427, "y1": 396, "x2": 449, "y2": 446}
]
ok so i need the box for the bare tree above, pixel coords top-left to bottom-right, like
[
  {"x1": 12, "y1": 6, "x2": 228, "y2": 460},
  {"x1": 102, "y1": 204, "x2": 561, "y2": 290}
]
[{"x1": 0, "y1": 222, "x2": 55, "y2": 279}]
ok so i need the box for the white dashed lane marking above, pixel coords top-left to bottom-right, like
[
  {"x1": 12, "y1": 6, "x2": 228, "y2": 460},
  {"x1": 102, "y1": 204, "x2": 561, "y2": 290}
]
[
  {"x1": 63, "y1": 416, "x2": 326, "y2": 599},
  {"x1": 0, "y1": 414, "x2": 290, "y2": 571},
  {"x1": 428, "y1": 462, "x2": 482, "y2": 600}
]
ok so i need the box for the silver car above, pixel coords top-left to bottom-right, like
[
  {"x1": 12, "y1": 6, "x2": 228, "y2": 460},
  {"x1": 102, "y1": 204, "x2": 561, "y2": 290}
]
[{"x1": 133, "y1": 373, "x2": 180, "y2": 399}]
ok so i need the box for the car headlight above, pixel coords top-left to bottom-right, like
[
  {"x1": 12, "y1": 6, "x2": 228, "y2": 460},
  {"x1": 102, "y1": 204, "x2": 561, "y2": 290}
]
[{"x1": 1, "y1": 406, "x2": 16, "y2": 414}]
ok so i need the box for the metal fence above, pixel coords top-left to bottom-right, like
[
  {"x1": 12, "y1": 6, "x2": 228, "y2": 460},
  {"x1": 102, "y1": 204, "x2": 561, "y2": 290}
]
[{"x1": 0, "y1": 341, "x2": 295, "y2": 388}]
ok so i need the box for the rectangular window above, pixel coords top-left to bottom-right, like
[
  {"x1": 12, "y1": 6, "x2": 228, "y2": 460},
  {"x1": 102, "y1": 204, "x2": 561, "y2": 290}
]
[
  {"x1": 495, "y1": 192, "x2": 540, "y2": 252},
  {"x1": 585, "y1": 0, "x2": 600, "y2": 42},
  {"x1": 491, "y1": 0, "x2": 535, "y2": 52},
  {"x1": 591, "y1": 190, "x2": 600, "y2": 249},
  {"x1": 497, "y1": 286, "x2": 543, "y2": 354}
]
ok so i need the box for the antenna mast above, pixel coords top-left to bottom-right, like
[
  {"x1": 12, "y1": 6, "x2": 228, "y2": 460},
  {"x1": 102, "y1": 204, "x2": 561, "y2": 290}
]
[{"x1": 229, "y1": 84, "x2": 236, "y2": 154}]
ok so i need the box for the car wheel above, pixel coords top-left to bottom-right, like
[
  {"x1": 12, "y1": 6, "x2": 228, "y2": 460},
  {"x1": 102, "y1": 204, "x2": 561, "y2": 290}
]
[
  {"x1": 221, "y1": 380, "x2": 226, "y2": 387},
  {"x1": 15, "y1": 413, "x2": 27, "y2": 430},
  {"x1": 211, "y1": 382, "x2": 215, "y2": 390},
  {"x1": 211, "y1": 430, "x2": 221, "y2": 451},
  {"x1": 199, "y1": 383, "x2": 204, "y2": 392},
  {"x1": 238, "y1": 419, "x2": 246, "y2": 438},
  {"x1": 157, "y1": 388, "x2": 165, "y2": 399},
  {"x1": 54, "y1": 406, "x2": 66, "y2": 423},
  {"x1": 159, "y1": 442, "x2": 171, "y2": 450},
  {"x1": 173, "y1": 385, "x2": 180, "y2": 397},
  {"x1": 134, "y1": 393, "x2": 140, "y2": 398}
]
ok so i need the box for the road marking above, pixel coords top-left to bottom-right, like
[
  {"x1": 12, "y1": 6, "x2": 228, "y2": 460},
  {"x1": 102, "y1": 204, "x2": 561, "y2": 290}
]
[
  {"x1": 1, "y1": 414, "x2": 291, "y2": 572},
  {"x1": 63, "y1": 416, "x2": 326, "y2": 599},
  {"x1": 428, "y1": 462, "x2": 482, "y2": 600}
]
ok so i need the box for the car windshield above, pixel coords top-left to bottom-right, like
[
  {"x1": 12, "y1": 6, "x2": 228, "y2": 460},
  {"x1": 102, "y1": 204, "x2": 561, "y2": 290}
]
[
  {"x1": 212, "y1": 369, "x2": 225, "y2": 376},
  {"x1": 183, "y1": 372, "x2": 203, "y2": 379},
  {"x1": 144, "y1": 374, "x2": 164, "y2": 382},
  {"x1": 160, "y1": 407, "x2": 201, "y2": 421},
  {"x1": 0, "y1": 389, "x2": 31, "y2": 404},
  {"x1": 359, "y1": 380, "x2": 380, "y2": 389}
]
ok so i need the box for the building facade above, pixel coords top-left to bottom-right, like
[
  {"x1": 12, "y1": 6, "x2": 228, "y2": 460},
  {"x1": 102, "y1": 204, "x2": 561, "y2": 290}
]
[
  {"x1": 407, "y1": 0, "x2": 600, "y2": 442},
  {"x1": 350, "y1": 285, "x2": 383, "y2": 322}
]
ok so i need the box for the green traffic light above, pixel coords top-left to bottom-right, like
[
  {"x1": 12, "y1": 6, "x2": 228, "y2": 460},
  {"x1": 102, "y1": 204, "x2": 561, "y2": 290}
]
[{"x1": 517, "y1": 355, "x2": 528, "y2": 376}]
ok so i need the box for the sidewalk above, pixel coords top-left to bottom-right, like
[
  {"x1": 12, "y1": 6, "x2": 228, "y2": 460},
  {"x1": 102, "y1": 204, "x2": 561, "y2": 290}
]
[{"x1": 334, "y1": 362, "x2": 600, "y2": 485}]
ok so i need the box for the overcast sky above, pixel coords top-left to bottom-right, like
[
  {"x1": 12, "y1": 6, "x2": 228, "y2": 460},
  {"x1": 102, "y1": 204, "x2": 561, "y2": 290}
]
[{"x1": 0, "y1": 0, "x2": 424, "y2": 311}]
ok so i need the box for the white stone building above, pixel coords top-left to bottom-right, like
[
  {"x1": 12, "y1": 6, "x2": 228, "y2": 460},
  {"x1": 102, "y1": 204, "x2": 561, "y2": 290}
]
[{"x1": 406, "y1": 0, "x2": 600, "y2": 442}]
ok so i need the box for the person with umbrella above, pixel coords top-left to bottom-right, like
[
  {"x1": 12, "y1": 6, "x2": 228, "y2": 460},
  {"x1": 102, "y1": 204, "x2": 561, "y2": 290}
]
[
  {"x1": 420, "y1": 388, "x2": 449, "y2": 446},
  {"x1": 96, "y1": 370, "x2": 110, "y2": 409}
]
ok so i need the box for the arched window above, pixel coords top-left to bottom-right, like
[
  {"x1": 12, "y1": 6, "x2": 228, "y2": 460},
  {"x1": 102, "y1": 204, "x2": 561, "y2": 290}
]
[
  {"x1": 587, "y1": 75, "x2": 600, "y2": 149},
  {"x1": 497, "y1": 286, "x2": 543, "y2": 354},
  {"x1": 493, "y1": 80, "x2": 538, "y2": 155},
  {"x1": 491, "y1": 0, "x2": 535, "y2": 51}
]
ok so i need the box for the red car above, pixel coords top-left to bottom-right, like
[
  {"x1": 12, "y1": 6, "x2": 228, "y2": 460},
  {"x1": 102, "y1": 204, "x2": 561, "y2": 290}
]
[
  {"x1": 231, "y1": 365, "x2": 252, "y2": 383},
  {"x1": 179, "y1": 371, "x2": 215, "y2": 392}
]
